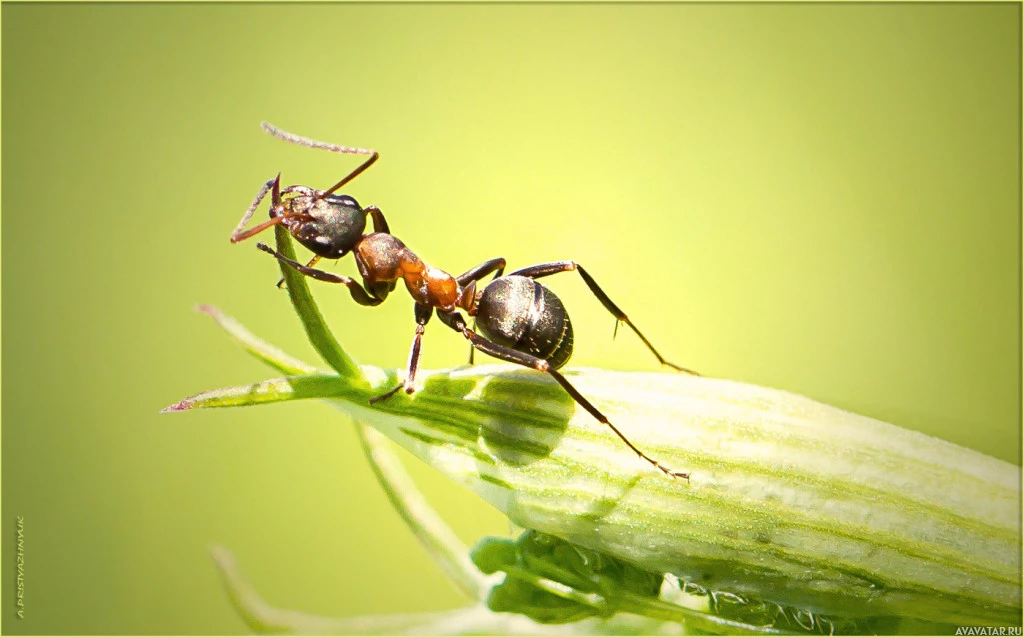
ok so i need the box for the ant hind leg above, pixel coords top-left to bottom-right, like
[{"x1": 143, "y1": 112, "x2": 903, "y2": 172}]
[
  {"x1": 438, "y1": 310, "x2": 689, "y2": 480},
  {"x1": 454, "y1": 258, "x2": 506, "y2": 365},
  {"x1": 509, "y1": 261, "x2": 699, "y2": 376}
]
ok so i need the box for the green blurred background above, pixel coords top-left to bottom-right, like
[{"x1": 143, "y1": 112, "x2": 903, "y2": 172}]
[{"x1": 2, "y1": 3, "x2": 1019, "y2": 634}]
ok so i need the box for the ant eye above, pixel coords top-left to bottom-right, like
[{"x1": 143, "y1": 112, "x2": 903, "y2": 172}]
[{"x1": 335, "y1": 195, "x2": 360, "y2": 209}]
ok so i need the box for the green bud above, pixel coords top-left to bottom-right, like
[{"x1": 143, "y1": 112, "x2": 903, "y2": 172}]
[{"x1": 331, "y1": 363, "x2": 1020, "y2": 629}]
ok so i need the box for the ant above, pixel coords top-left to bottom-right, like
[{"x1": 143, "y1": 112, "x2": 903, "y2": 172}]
[
  {"x1": 240, "y1": 123, "x2": 699, "y2": 480},
  {"x1": 230, "y1": 122, "x2": 391, "y2": 289}
]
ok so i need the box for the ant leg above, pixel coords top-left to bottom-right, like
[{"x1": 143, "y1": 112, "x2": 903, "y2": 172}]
[
  {"x1": 256, "y1": 243, "x2": 382, "y2": 307},
  {"x1": 275, "y1": 255, "x2": 322, "y2": 289},
  {"x1": 454, "y1": 258, "x2": 506, "y2": 364},
  {"x1": 509, "y1": 262, "x2": 699, "y2": 376},
  {"x1": 365, "y1": 205, "x2": 390, "y2": 234},
  {"x1": 437, "y1": 311, "x2": 689, "y2": 480},
  {"x1": 261, "y1": 122, "x2": 379, "y2": 198},
  {"x1": 456, "y1": 258, "x2": 506, "y2": 286},
  {"x1": 230, "y1": 174, "x2": 283, "y2": 243},
  {"x1": 371, "y1": 304, "x2": 433, "y2": 404}
]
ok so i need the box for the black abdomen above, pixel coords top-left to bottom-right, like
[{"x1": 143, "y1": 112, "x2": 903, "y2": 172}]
[{"x1": 476, "y1": 276, "x2": 574, "y2": 370}]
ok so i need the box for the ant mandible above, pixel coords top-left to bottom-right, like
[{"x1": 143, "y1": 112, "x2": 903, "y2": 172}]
[{"x1": 244, "y1": 123, "x2": 699, "y2": 480}]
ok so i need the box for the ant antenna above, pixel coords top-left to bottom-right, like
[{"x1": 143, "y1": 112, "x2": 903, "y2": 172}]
[{"x1": 260, "y1": 122, "x2": 379, "y2": 196}]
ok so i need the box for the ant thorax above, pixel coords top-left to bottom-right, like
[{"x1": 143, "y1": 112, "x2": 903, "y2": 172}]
[
  {"x1": 354, "y1": 234, "x2": 460, "y2": 311},
  {"x1": 416, "y1": 265, "x2": 460, "y2": 312},
  {"x1": 355, "y1": 233, "x2": 411, "y2": 283}
]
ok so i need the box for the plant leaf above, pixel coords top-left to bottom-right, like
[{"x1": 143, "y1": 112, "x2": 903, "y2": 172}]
[
  {"x1": 161, "y1": 374, "x2": 355, "y2": 412},
  {"x1": 272, "y1": 226, "x2": 365, "y2": 383},
  {"x1": 196, "y1": 304, "x2": 317, "y2": 375},
  {"x1": 172, "y1": 307, "x2": 1022, "y2": 630}
]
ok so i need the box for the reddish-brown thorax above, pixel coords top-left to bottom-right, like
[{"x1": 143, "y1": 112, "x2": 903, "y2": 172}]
[{"x1": 354, "y1": 232, "x2": 474, "y2": 313}]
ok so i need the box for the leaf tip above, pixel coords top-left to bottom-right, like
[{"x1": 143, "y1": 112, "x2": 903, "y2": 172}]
[
  {"x1": 160, "y1": 400, "x2": 192, "y2": 413},
  {"x1": 209, "y1": 544, "x2": 234, "y2": 569}
]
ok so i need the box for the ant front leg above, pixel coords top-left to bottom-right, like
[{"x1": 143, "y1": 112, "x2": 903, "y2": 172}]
[
  {"x1": 455, "y1": 258, "x2": 507, "y2": 364},
  {"x1": 273, "y1": 205, "x2": 386, "y2": 290},
  {"x1": 230, "y1": 174, "x2": 284, "y2": 243},
  {"x1": 370, "y1": 304, "x2": 433, "y2": 405},
  {"x1": 437, "y1": 310, "x2": 689, "y2": 480},
  {"x1": 256, "y1": 243, "x2": 383, "y2": 307},
  {"x1": 510, "y1": 261, "x2": 699, "y2": 376},
  {"x1": 365, "y1": 205, "x2": 390, "y2": 234},
  {"x1": 275, "y1": 255, "x2": 323, "y2": 290}
]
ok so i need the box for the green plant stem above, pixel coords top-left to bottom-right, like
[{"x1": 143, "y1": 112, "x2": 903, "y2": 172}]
[
  {"x1": 210, "y1": 546, "x2": 681, "y2": 635},
  {"x1": 184, "y1": 304, "x2": 493, "y2": 611},
  {"x1": 272, "y1": 224, "x2": 365, "y2": 383},
  {"x1": 356, "y1": 423, "x2": 493, "y2": 602}
]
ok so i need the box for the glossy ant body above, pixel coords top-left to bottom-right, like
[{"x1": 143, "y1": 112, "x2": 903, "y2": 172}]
[{"x1": 237, "y1": 123, "x2": 699, "y2": 479}]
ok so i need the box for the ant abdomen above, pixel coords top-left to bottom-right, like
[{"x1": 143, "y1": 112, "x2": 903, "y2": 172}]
[{"x1": 475, "y1": 276, "x2": 574, "y2": 370}]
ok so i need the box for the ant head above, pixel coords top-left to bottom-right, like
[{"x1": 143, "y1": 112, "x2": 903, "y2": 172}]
[{"x1": 289, "y1": 194, "x2": 367, "y2": 259}]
